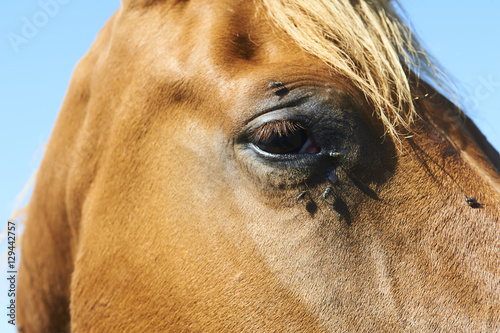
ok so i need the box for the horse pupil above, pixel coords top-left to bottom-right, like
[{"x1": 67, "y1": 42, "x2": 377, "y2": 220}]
[{"x1": 255, "y1": 128, "x2": 308, "y2": 154}]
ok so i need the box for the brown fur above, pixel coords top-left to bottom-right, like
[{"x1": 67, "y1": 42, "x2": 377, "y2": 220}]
[{"x1": 17, "y1": 0, "x2": 500, "y2": 332}]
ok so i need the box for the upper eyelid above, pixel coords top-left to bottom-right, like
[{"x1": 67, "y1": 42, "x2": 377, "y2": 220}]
[{"x1": 242, "y1": 94, "x2": 312, "y2": 126}]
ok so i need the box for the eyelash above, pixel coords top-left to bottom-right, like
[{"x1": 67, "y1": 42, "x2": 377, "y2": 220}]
[{"x1": 249, "y1": 119, "x2": 305, "y2": 142}]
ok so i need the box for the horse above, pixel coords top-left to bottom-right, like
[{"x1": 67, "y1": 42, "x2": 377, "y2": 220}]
[{"x1": 17, "y1": 0, "x2": 500, "y2": 331}]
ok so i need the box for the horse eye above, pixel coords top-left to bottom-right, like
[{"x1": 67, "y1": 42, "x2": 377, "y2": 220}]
[{"x1": 250, "y1": 119, "x2": 320, "y2": 155}]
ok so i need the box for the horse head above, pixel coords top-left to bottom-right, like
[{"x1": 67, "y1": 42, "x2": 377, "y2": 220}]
[{"x1": 18, "y1": 0, "x2": 500, "y2": 331}]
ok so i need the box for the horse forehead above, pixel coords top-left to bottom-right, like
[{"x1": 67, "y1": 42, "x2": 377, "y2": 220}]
[{"x1": 115, "y1": 0, "x2": 306, "y2": 71}]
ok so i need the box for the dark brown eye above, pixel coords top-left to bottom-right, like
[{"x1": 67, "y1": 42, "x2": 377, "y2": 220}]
[{"x1": 250, "y1": 119, "x2": 320, "y2": 155}]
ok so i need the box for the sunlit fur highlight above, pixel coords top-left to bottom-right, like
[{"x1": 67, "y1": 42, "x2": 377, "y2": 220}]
[{"x1": 257, "y1": 0, "x2": 442, "y2": 142}]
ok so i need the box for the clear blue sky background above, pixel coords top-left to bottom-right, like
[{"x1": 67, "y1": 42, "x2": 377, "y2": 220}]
[{"x1": 0, "y1": 1, "x2": 499, "y2": 331}]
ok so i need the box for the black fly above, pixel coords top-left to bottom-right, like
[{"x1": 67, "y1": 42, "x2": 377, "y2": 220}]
[
  {"x1": 268, "y1": 81, "x2": 283, "y2": 88},
  {"x1": 465, "y1": 197, "x2": 481, "y2": 208}
]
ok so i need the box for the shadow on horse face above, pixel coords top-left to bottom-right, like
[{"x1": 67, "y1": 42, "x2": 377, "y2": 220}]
[{"x1": 17, "y1": 1, "x2": 500, "y2": 332}]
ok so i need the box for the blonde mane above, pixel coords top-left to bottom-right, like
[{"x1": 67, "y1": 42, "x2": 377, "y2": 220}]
[{"x1": 258, "y1": 0, "x2": 446, "y2": 142}]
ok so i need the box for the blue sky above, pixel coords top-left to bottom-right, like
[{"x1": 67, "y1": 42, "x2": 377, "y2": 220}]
[{"x1": 1, "y1": 1, "x2": 499, "y2": 331}]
